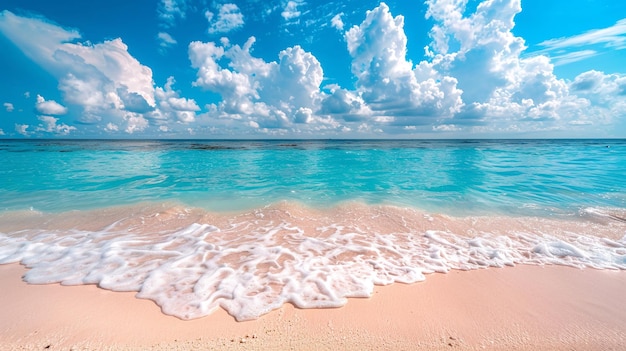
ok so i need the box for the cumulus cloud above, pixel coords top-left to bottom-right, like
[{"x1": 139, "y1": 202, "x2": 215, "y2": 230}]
[
  {"x1": 0, "y1": 129, "x2": 4, "y2": 135},
  {"x1": 343, "y1": 3, "x2": 463, "y2": 126},
  {"x1": 15, "y1": 124, "x2": 29, "y2": 136},
  {"x1": 206, "y1": 3, "x2": 244, "y2": 34},
  {"x1": 0, "y1": 12, "x2": 156, "y2": 124},
  {"x1": 2, "y1": 2, "x2": 625, "y2": 137},
  {"x1": 35, "y1": 95, "x2": 68, "y2": 115},
  {"x1": 418, "y1": 0, "x2": 626, "y2": 133},
  {"x1": 189, "y1": 36, "x2": 329, "y2": 130},
  {"x1": 36, "y1": 115, "x2": 76, "y2": 135},
  {"x1": 0, "y1": 10, "x2": 205, "y2": 136},
  {"x1": 151, "y1": 76, "x2": 200, "y2": 124},
  {"x1": 3, "y1": 102, "x2": 13, "y2": 112}
]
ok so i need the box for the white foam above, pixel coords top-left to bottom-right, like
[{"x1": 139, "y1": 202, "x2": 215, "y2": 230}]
[{"x1": 0, "y1": 202, "x2": 625, "y2": 321}]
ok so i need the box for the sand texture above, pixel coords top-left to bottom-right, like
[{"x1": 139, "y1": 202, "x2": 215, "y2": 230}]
[{"x1": 1, "y1": 263, "x2": 625, "y2": 350}]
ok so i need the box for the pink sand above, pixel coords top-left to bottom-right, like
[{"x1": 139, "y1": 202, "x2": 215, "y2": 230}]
[{"x1": 1, "y1": 263, "x2": 625, "y2": 350}]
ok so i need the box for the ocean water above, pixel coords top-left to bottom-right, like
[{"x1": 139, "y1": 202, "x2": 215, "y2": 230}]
[{"x1": 0, "y1": 139, "x2": 625, "y2": 320}]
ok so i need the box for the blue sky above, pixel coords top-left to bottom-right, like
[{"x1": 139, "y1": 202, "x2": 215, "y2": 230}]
[{"x1": 1, "y1": 0, "x2": 625, "y2": 138}]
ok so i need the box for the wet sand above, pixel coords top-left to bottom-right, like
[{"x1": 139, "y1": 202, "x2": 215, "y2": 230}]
[{"x1": 1, "y1": 263, "x2": 625, "y2": 350}]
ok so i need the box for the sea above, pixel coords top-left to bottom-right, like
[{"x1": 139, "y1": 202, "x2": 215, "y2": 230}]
[{"x1": 0, "y1": 139, "x2": 625, "y2": 321}]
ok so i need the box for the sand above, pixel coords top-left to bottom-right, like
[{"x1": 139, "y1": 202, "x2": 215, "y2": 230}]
[{"x1": 1, "y1": 263, "x2": 625, "y2": 350}]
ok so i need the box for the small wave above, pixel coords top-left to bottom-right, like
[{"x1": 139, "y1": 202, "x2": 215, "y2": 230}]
[{"x1": 0, "y1": 202, "x2": 625, "y2": 321}]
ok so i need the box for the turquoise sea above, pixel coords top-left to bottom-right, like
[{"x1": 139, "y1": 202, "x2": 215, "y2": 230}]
[
  {"x1": 1, "y1": 139, "x2": 625, "y2": 320},
  {"x1": 2, "y1": 139, "x2": 625, "y2": 215}
]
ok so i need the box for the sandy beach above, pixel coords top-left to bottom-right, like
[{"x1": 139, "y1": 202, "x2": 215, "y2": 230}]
[{"x1": 1, "y1": 263, "x2": 625, "y2": 350}]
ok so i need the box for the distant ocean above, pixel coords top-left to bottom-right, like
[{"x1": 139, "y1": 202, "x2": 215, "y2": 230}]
[{"x1": 1, "y1": 139, "x2": 625, "y2": 320}]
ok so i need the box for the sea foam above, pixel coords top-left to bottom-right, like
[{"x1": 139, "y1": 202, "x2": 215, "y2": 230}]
[{"x1": 0, "y1": 202, "x2": 625, "y2": 321}]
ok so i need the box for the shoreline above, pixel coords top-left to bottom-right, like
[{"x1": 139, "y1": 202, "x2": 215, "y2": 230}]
[{"x1": 1, "y1": 263, "x2": 625, "y2": 350}]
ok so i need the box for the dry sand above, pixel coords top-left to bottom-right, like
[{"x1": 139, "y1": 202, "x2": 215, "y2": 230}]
[{"x1": 1, "y1": 263, "x2": 625, "y2": 350}]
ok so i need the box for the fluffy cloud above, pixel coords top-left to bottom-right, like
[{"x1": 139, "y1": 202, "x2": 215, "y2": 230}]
[
  {"x1": 415, "y1": 0, "x2": 626, "y2": 133},
  {"x1": 0, "y1": 12, "x2": 156, "y2": 122},
  {"x1": 36, "y1": 115, "x2": 76, "y2": 135},
  {"x1": 35, "y1": 95, "x2": 68, "y2": 115},
  {"x1": 189, "y1": 36, "x2": 329, "y2": 130},
  {"x1": 2, "y1": 2, "x2": 625, "y2": 138},
  {"x1": 3, "y1": 102, "x2": 13, "y2": 112},
  {"x1": 151, "y1": 77, "x2": 200, "y2": 124},
  {"x1": 343, "y1": 3, "x2": 463, "y2": 126},
  {"x1": 206, "y1": 3, "x2": 244, "y2": 34},
  {"x1": 0, "y1": 10, "x2": 205, "y2": 136},
  {"x1": 15, "y1": 124, "x2": 29, "y2": 136}
]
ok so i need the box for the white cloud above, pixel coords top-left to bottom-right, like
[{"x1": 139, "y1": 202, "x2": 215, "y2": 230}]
[
  {"x1": 36, "y1": 115, "x2": 76, "y2": 135},
  {"x1": 105, "y1": 122, "x2": 119, "y2": 132},
  {"x1": 35, "y1": 95, "x2": 68, "y2": 115},
  {"x1": 189, "y1": 36, "x2": 331, "y2": 130},
  {"x1": 539, "y1": 19, "x2": 626, "y2": 52},
  {"x1": 3, "y1": 102, "x2": 13, "y2": 112},
  {"x1": 0, "y1": 10, "x2": 205, "y2": 136},
  {"x1": 547, "y1": 50, "x2": 598, "y2": 66},
  {"x1": 157, "y1": 32, "x2": 177, "y2": 48},
  {"x1": 344, "y1": 3, "x2": 463, "y2": 125},
  {"x1": 432, "y1": 124, "x2": 459, "y2": 132},
  {"x1": 0, "y1": 129, "x2": 4, "y2": 135},
  {"x1": 419, "y1": 0, "x2": 626, "y2": 133},
  {"x1": 331, "y1": 13, "x2": 344, "y2": 31},
  {"x1": 124, "y1": 113, "x2": 149, "y2": 134},
  {"x1": 15, "y1": 124, "x2": 29, "y2": 136},
  {"x1": 282, "y1": 1, "x2": 302, "y2": 21},
  {"x1": 158, "y1": 0, "x2": 188, "y2": 27},
  {"x1": 152, "y1": 76, "x2": 201, "y2": 124},
  {"x1": 206, "y1": 3, "x2": 244, "y2": 34},
  {"x1": 0, "y1": 12, "x2": 157, "y2": 127}
]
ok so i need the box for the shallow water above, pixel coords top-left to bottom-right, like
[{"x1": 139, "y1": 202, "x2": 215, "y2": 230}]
[{"x1": 0, "y1": 139, "x2": 625, "y2": 320}]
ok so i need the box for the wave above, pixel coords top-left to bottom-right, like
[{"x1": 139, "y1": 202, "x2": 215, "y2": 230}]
[{"x1": 0, "y1": 201, "x2": 625, "y2": 321}]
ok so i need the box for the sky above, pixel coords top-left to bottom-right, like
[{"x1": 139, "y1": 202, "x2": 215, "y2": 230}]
[{"x1": 0, "y1": 0, "x2": 625, "y2": 139}]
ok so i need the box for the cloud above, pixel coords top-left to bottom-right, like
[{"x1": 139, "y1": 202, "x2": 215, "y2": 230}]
[
  {"x1": 331, "y1": 13, "x2": 344, "y2": 31},
  {"x1": 0, "y1": 12, "x2": 156, "y2": 122},
  {"x1": 35, "y1": 94, "x2": 68, "y2": 115},
  {"x1": 189, "y1": 36, "x2": 335, "y2": 131},
  {"x1": 0, "y1": 129, "x2": 4, "y2": 135},
  {"x1": 0, "y1": 10, "x2": 206, "y2": 136},
  {"x1": 206, "y1": 3, "x2": 244, "y2": 34},
  {"x1": 419, "y1": 0, "x2": 626, "y2": 133},
  {"x1": 36, "y1": 115, "x2": 76, "y2": 135},
  {"x1": 282, "y1": 1, "x2": 302, "y2": 21},
  {"x1": 158, "y1": 0, "x2": 188, "y2": 27},
  {"x1": 15, "y1": 124, "x2": 29, "y2": 136},
  {"x1": 157, "y1": 32, "x2": 177, "y2": 48},
  {"x1": 546, "y1": 50, "x2": 598, "y2": 66},
  {"x1": 539, "y1": 19, "x2": 626, "y2": 52},
  {"x1": 151, "y1": 76, "x2": 200, "y2": 124},
  {"x1": 344, "y1": 3, "x2": 463, "y2": 125},
  {"x1": 3, "y1": 102, "x2": 13, "y2": 112}
]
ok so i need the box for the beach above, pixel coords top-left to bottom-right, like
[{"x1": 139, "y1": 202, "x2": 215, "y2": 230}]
[
  {"x1": 1, "y1": 139, "x2": 625, "y2": 349},
  {"x1": 2, "y1": 263, "x2": 625, "y2": 350}
]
